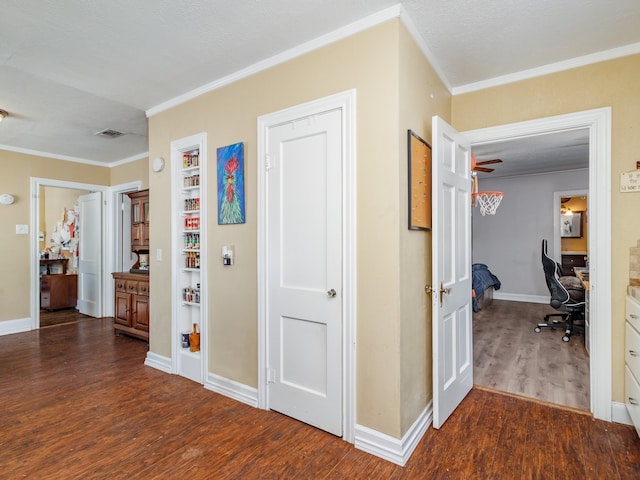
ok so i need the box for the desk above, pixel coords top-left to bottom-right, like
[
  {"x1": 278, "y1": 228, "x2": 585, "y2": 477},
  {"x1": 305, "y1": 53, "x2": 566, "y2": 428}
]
[
  {"x1": 575, "y1": 269, "x2": 590, "y2": 354},
  {"x1": 40, "y1": 258, "x2": 68, "y2": 275}
]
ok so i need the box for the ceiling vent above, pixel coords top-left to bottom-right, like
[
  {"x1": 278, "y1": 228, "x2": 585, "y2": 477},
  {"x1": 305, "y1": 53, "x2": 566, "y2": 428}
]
[{"x1": 95, "y1": 128, "x2": 126, "y2": 138}]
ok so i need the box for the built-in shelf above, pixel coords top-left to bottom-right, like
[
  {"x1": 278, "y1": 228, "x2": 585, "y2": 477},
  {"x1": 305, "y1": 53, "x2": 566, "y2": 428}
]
[{"x1": 171, "y1": 133, "x2": 207, "y2": 385}]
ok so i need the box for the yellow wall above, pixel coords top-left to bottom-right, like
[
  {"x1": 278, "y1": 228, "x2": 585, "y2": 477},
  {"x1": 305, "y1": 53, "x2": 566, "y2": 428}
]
[
  {"x1": 0, "y1": 151, "x2": 147, "y2": 322},
  {"x1": 398, "y1": 26, "x2": 451, "y2": 432},
  {"x1": 452, "y1": 54, "x2": 640, "y2": 402},
  {"x1": 149, "y1": 20, "x2": 445, "y2": 438},
  {"x1": 111, "y1": 157, "x2": 149, "y2": 188}
]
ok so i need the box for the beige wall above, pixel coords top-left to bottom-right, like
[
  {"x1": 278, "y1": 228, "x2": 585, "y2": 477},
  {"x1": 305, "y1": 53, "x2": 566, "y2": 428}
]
[
  {"x1": 148, "y1": 20, "x2": 443, "y2": 438},
  {"x1": 0, "y1": 151, "x2": 147, "y2": 322},
  {"x1": 398, "y1": 26, "x2": 451, "y2": 433},
  {"x1": 111, "y1": 157, "x2": 149, "y2": 188},
  {"x1": 452, "y1": 54, "x2": 640, "y2": 402}
]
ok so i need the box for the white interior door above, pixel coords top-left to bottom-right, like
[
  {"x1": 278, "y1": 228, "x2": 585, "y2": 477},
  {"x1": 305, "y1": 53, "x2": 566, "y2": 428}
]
[
  {"x1": 78, "y1": 191, "x2": 102, "y2": 317},
  {"x1": 266, "y1": 108, "x2": 343, "y2": 436},
  {"x1": 431, "y1": 116, "x2": 473, "y2": 428}
]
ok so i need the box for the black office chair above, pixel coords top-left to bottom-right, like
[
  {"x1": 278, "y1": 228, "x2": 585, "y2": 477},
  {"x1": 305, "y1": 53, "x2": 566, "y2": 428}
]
[{"x1": 535, "y1": 239, "x2": 585, "y2": 342}]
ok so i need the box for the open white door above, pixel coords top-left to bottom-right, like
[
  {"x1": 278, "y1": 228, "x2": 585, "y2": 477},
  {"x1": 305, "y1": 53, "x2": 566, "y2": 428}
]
[
  {"x1": 78, "y1": 191, "x2": 103, "y2": 317},
  {"x1": 431, "y1": 116, "x2": 473, "y2": 428}
]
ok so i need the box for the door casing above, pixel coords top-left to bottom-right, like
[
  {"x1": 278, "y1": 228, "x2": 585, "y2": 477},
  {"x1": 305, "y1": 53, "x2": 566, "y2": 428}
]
[
  {"x1": 462, "y1": 107, "x2": 612, "y2": 421},
  {"x1": 257, "y1": 89, "x2": 357, "y2": 442}
]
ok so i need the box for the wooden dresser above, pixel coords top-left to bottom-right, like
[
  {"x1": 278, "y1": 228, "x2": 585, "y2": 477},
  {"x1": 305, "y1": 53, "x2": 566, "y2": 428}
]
[
  {"x1": 625, "y1": 295, "x2": 640, "y2": 437},
  {"x1": 112, "y1": 272, "x2": 149, "y2": 340}
]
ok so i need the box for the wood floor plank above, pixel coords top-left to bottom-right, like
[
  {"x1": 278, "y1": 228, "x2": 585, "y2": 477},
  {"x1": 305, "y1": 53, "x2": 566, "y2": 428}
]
[{"x1": 0, "y1": 318, "x2": 638, "y2": 479}]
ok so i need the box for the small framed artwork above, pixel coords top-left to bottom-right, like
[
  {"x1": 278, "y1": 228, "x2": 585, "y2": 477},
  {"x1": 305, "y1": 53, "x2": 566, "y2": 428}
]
[
  {"x1": 217, "y1": 142, "x2": 246, "y2": 225},
  {"x1": 408, "y1": 130, "x2": 432, "y2": 230},
  {"x1": 560, "y1": 211, "x2": 583, "y2": 238}
]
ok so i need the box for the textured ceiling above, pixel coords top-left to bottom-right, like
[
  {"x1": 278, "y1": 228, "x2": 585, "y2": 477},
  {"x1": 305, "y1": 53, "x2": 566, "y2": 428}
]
[{"x1": 0, "y1": 0, "x2": 638, "y2": 165}]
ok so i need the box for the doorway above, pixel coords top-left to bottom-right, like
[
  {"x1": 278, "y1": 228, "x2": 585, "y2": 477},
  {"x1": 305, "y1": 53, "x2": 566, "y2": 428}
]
[
  {"x1": 30, "y1": 178, "x2": 114, "y2": 330},
  {"x1": 462, "y1": 107, "x2": 612, "y2": 421},
  {"x1": 257, "y1": 90, "x2": 357, "y2": 441}
]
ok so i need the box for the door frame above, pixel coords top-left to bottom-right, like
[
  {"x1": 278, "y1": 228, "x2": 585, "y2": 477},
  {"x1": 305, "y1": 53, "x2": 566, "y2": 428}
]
[
  {"x1": 30, "y1": 178, "x2": 112, "y2": 328},
  {"x1": 462, "y1": 107, "x2": 612, "y2": 421},
  {"x1": 256, "y1": 89, "x2": 357, "y2": 441}
]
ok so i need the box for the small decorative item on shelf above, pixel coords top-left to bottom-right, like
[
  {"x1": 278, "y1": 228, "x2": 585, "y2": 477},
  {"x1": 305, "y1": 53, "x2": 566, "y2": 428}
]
[
  {"x1": 183, "y1": 285, "x2": 201, "y2": 303},
  {"x1": 189, "y1": 323, "x2": 200, "y2": 352},
  {"x1": 184, "y1": 216, "x2": 200, "y2": 231},
  {"x1": 181, "y1": 331, "x2": 190, "y2": 349}
]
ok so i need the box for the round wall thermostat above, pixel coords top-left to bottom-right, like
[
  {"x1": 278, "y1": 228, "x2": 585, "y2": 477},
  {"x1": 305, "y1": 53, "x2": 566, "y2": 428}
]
[
  {"x1": 0, "y1": 194, "x2": 15, "y2": 205},
  {"x1": 152, "y1": 157, "x2": 165, "y2": 172}
]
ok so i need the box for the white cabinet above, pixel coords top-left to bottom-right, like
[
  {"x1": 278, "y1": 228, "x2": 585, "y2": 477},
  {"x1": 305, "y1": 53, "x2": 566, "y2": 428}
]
[
  {"x1": 625, "y1": 295, "x2": 640, "y2": 437},
  {"x1": 171, "y1": 133, "x2": 207, "y2": 384}
]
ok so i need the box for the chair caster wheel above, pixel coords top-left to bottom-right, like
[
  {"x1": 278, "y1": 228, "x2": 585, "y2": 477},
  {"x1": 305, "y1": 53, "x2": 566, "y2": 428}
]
[
  {"x1": 562, "y1": 335, "x2": 570, "y2": 342},
  {"x1": 534, "y1": 327, "x2": 541, "y2": 333}
]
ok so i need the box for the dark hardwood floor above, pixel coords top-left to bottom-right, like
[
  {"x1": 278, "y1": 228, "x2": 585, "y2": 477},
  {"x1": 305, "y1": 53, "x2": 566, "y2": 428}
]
[
  {"x1": 474, "y1": 299, "x2": 590, "y2": 410},
  {"x1": 40, "y1": 308, "x2": 93, "y2": 328},
  {"x1": 0, "y1": 318, "x2": 638, "y2": 479}
]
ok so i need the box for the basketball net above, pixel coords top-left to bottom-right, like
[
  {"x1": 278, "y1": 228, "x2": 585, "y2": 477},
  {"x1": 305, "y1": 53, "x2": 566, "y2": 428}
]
[{"x1": 472, "y1": 191, "x2": 504, "y2": 216}]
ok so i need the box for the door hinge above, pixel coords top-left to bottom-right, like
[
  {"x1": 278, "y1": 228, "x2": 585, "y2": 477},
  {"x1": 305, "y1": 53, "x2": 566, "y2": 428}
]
[
  {"x1": 267, "y1": 367, "x2": 276, "y2": 384},
  {"x1": 265, "y1": 154, "x2": 272, "y2": 171}
]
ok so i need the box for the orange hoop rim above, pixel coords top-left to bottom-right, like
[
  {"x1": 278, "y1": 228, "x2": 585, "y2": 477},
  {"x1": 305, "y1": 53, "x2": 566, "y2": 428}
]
[{"x1": 472, "y1": 191, "x2": 504, "y2": 199}]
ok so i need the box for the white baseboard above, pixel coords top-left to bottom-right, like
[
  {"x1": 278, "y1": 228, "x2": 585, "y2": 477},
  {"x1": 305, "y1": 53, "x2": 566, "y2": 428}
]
[
  {"x1": 354, "y1": 401, "x2": 432, "y2": 466},
  {"x1": 205, "y1": 372, "x2": 258, "y2": 408},
  {"x1": 493, "y1": 292, "x2": 548, "y2": 304},
  {"x1": 0, "y1": 317, "x2": 32, "y2": 336},
  {"x1": 144, "y1": 351, "x2": 172, "y2": 373},
  {"x1": 612, "y1": 401, "x2": 632, "y2": 425}
]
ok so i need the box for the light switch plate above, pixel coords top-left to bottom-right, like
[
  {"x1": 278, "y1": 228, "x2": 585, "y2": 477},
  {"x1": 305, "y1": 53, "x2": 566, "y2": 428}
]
[
  {"x1": 16, "y1": 224, "x2": 28, "y2": 234},
  {"x1": 156, "y1": 248, "x2": 162, "y2": 261}
]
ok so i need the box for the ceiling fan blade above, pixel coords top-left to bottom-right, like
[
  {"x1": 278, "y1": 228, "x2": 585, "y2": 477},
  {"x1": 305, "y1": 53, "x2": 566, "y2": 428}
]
[
  {"x1": 476, "y1": 158, "x2": 502, "y2": 165},
  {"x1": 473, "y1": 166, "x2": 494, "y2": 173}
]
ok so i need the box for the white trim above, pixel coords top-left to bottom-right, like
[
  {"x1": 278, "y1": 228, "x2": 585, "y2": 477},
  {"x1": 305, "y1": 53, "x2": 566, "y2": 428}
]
[
  {"x1": 463, "y1": 107, "x2": 612, "y2": 422},
  {"x1": 0, "y1": 144, "x2": 148, "y2": 167},
  {"x1": 612, "y1": 401, "x2": 633, "y2": 425},
  {"x1": 170, "y1": 133, "x2": 208, "y2": 383},
  {"x1": 0, "y1": 318, "x2": 31, "y2": 336},
  {"x1": 30, "y1": 178, "x2": 111, "y2": 329},
  {"x1": 205, "y1": 373, "x2": 259, "y2": 408},
  {"x1": 493, "y1": 292, "x2": 548, "y2": 304},
  {"x1": 144, "y1": 352, "x2": 172, "y2": 373},
  {"x1": 354, "y1": 402, "x2": 432, "y2": 466},
  {"x1": 147, "y1": 6, "x2": 399, "y2": 117},
  {"x1": 257, "y1": 89, "x2": 357, "y2": 442},
  {"x1": 453, "y1": 42, "x2": 640, "y2": 95}
]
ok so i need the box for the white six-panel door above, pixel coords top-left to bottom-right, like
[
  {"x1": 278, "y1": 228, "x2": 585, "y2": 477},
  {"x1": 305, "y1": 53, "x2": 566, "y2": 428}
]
[
  {"x1": 431, "y1": 116, "x2": 473, "y2": 428},
  {"x1": 266, "y1": 108, "x2": 343, "y2": 436}
]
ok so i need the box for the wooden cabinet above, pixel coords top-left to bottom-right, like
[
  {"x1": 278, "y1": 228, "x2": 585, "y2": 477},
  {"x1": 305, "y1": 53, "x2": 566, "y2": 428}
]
[
  {"x1": 626, "y1": 296, "x2": 640, "y2": 437},
  {"x1": 41, "y1": 274, "x2": 77, "y2": 310},
  {"x1": 112, "y1": 272, "x2": 149, "y2": 340},
  {"x1": 128, "y1": 189, "x2": 149, "y2": 251}
]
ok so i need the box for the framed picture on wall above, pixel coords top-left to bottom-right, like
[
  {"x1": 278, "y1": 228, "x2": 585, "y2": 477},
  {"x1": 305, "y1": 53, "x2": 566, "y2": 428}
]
[
  {"x1": 560, "y1": 211, "x2": 583, "y2": 238},
  {"x1": 217, "y1": 142, "x2": 246, "y2": 225},
  {"x1": 407, "y1": 130, "x2": 432, "y2": 230}
]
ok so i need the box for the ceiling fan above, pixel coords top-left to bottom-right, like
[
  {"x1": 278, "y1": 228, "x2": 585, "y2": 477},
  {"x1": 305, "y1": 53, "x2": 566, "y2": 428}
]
[{"x1": 471, "y1": 153, "x2": 503, "y2": 173}]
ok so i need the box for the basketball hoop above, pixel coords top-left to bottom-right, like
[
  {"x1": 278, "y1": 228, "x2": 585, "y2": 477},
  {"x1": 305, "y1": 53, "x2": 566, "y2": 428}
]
[{"x1": 472, "y1": 191, "x2": 503, "y2": 216}]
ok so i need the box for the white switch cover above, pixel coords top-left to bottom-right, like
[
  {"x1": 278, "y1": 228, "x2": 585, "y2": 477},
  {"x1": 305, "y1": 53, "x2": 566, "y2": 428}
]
[
  {"x1": 156, "y1": 248, "x2": 162, "y2": 261},
  {"x1": 16, "y1": 224, "x2": 28, "y2": 235}
]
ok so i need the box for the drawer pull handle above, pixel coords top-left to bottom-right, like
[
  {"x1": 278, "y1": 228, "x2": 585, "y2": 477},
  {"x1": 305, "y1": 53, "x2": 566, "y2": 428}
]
[
  {"x1": 629, "y1": 397, "x2": 639, "y2": 406},
  {"x1": 631, "y1": 314, "x2": 639, "y2": 319},
  {"x1": 630, "y1": 350, "x2": 640, "y2": 357}
]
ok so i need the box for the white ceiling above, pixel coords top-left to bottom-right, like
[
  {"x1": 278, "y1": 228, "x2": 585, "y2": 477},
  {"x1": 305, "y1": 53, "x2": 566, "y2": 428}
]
[{"x1": 0, "y1": 0, "x2": 638, "y2": 166}]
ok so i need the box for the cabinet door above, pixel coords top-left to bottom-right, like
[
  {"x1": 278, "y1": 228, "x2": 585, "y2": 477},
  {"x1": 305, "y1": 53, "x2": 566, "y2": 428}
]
[
  {"x1": 114, "y1": 292, "x2": 132, "y2": 327},
  {"x1": 132, "y1": 295, "x2": 149, "y2": 331}
]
